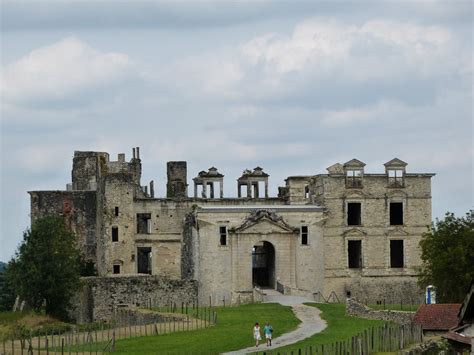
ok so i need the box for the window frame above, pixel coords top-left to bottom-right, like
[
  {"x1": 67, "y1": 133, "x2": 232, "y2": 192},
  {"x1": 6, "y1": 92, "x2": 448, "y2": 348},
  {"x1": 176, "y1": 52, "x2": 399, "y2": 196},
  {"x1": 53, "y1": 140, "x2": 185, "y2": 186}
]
[
  {"x1": 300, "y1": 225, "x2": 309, "y2": 245},
  {"x1": 219, "y1": 226, "x2": 228, "y2": 246}
]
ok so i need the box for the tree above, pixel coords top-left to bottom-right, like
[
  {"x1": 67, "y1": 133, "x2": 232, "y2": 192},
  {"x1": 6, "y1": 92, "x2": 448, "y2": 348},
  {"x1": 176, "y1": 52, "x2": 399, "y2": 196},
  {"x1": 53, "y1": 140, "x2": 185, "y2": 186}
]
[
  {"x1": 419, "y1": 211, "x2": 474, "y2": 303},
  {"x1": 6, "y1": 216, "x2": 83, "y2": 319}
]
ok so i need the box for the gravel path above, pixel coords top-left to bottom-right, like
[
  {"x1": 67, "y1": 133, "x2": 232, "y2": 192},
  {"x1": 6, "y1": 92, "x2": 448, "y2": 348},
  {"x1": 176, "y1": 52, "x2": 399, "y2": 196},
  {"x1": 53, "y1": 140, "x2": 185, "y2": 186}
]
[{"x1": 223, "y1": 291, "x2": 327, "y2": 354}]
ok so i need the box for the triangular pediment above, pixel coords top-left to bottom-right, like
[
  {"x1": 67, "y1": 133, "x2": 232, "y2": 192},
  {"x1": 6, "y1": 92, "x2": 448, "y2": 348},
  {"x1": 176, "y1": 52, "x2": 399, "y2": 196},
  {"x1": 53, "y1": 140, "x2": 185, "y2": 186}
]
[
  {"x1": 384, "y1": 158, "x2": 407, "y2": 168},
  {"x1": 230, "y1": 209, "x2": 298, "y2": 234},
  {"x1": 385, "y1": 227, "x2": 409, "y2": 236},
  {"x1": 343, "y1": 228, "x2": 367, "y2": 237},
  {"x1": 343, "y1": 159, "x2": 366, "y2": 168}
]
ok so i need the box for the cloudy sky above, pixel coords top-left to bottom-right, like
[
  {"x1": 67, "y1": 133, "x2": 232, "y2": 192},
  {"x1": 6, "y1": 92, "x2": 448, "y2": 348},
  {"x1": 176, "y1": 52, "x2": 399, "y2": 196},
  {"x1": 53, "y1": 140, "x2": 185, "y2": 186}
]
[{"x1": 1, "y1": 0, "x2": 472, "y2": 261}]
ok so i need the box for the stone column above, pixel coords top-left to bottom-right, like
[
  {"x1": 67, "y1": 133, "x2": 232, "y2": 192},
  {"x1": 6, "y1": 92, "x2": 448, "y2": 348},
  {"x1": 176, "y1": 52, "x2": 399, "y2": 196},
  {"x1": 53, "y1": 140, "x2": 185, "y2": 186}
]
[
  {"x1": 194, "y1": 182, "x2": 198, "y2": 198},
  {"x1": 202, "y1": 181, "x2": 207, "y2": 198},
  {"x1": 219, "y1": 179, "x2": 224, "y2": 198},
  {"x1": 265, "y1": 181, "x2": 269, "y2": 198}
]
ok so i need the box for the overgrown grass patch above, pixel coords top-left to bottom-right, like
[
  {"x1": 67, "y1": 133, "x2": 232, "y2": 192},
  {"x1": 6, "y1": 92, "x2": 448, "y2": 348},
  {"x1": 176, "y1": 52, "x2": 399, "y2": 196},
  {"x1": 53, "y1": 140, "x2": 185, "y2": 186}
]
[{"x1": 113, "y1": 303, "x2": 299, "y2": 354}]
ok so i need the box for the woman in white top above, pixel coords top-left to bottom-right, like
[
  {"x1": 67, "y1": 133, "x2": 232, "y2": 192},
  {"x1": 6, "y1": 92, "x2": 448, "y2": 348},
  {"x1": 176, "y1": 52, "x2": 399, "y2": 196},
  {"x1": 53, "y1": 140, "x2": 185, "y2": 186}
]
[{"x1": 253, "y1": 322, "x2": 262, "y2": 347}]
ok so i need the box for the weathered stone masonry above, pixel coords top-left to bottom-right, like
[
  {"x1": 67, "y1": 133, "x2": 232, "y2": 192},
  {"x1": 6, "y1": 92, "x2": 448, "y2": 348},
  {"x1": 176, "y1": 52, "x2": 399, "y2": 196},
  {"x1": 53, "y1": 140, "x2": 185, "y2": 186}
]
[{"x1": 30, "y1": 149, "x2": 434, "y2": 314}]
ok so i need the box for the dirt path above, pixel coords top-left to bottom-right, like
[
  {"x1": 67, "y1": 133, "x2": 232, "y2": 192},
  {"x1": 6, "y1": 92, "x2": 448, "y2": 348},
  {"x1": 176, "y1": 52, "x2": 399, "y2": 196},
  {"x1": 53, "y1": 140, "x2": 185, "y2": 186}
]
[{"x1": 224, "y1": 291, "x2": 327, "y2": 354}]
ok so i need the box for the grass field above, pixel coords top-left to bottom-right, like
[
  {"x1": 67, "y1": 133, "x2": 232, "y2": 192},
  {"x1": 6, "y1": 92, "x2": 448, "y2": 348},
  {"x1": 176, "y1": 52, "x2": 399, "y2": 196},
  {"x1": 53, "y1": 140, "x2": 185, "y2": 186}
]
[
  {"x1": 113, "y1": 303, "x2": 299, "y2": 354},
  {"x1": 273, "y1": 303, "x2": 386, "y2": 353}
]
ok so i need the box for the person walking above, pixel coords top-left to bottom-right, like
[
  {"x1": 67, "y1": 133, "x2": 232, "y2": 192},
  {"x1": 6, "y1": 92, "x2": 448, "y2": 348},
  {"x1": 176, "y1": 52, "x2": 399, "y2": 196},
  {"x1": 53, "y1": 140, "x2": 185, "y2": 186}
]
[
  {"x1": 253, "y1": 322, "x2": 262, "y2": 347},
  {"x1": 264, "y1": 322, "x2": 273, "y2": 346}
]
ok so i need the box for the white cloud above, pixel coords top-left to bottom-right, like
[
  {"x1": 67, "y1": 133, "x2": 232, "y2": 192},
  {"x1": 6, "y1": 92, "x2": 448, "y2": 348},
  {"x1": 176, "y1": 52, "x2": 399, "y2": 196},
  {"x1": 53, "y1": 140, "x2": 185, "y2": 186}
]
[
  {"x1": 1, "y1": 37, "x2": 136, "y2": 108},
  {"x1": 166, "y1": 19, "x2": 467, "y2": 109}
]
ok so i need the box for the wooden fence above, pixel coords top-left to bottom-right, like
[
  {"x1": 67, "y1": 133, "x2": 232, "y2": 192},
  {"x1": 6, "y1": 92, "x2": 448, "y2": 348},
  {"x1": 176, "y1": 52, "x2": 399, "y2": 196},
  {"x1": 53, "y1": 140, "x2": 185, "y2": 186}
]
[
  {"x1": 257, "y1": 322, "x2": 423, "y2": 355},
  {"x1": 1, "y1": 305, "x2": 217, "y2": 354}
]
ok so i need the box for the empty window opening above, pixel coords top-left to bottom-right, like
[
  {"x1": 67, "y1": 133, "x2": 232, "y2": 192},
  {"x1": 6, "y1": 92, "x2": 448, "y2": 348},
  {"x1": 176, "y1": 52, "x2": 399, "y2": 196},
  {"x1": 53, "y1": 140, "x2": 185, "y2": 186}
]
[
  {"x1": 348, "y1": 240, "x2": 362, "y2": 268},
  {"x1": 390, "y1": 202, "x2": 403, "y2": 225},
  {"x1": 219, "y1": 226, "x2": 227, "y2": 246},
  {"x1": 113, "y1": 264, "x2": 120, "y2": 274},
  {"x1": 137, "y1": 213, "x2": 152, "y2": 234},
  {"x1": 346, "y1": 169, "x2": 362, "y2": 188},
  {"x1": 388, "y1": 169, "x2": 404, "y2": 187},
  {"x1": 304, "y1": 185, "x2": 310, "y2": 199},
  {"x1": 112, "y1": 227, "x2": 119, "y2": 242},
  {"x1": 137, "y1": 247, "x2": 152, "y2": 274},
  {"x1": 114, "y1": 207, "x2": 119, "y2": 216},
  {"x1": 301, "y1": 226, "x2": 308, "y2": 245},
  {"x1": 390, "y1": 240, "x2": 404, "y2": 268},
  {"x1": 347, "y1": 203, "x2": 362, "y2": 226}
]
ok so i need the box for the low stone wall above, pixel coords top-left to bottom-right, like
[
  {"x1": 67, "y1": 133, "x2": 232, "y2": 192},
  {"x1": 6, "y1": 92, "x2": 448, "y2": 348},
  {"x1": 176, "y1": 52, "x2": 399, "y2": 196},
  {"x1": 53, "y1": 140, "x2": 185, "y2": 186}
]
[
  {"x1": 116, "y1": 307, "x2": 187, "y2": 325},
  {"x1": 346, "y1": 298, "x2": 415, "y2": 325},
  {"x1": 73, "y1": 275, "x2": 198, "y2": 323}
]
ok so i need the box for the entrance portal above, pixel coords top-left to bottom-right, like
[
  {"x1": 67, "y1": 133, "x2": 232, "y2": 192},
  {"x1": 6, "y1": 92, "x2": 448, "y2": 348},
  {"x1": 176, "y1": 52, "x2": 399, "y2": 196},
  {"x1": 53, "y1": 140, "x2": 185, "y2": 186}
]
[
  {"x1": 137, "y1": 247, "x2": 152, "y2": 274},
  {"x1": 252, "y1": 241, "x2": 275, "y2": 288}
]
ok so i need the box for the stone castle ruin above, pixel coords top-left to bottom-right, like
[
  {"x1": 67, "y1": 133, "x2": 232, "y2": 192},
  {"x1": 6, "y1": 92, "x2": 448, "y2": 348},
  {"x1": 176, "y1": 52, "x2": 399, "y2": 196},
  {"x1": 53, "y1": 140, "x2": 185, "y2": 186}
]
[{"x1": 29, "y1": 148, "x2": 434, "y2": 320}]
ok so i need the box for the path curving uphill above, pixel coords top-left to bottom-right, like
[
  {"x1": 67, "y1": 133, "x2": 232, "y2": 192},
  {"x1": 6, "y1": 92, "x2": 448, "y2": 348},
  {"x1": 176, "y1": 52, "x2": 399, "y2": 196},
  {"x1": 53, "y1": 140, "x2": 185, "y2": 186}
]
[{"x1": 223, "y1": 291, "x2": 327, "y2": 354}]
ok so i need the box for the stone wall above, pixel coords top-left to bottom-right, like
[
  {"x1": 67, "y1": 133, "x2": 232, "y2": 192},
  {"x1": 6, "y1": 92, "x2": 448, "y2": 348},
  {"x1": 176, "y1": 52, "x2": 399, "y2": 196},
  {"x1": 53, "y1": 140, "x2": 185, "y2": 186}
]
[
  {"x1": 346, "y1": 297, "x2": 415, "y2": 325},
  {"x1": 73, "y1": 275, "x2": 198, "y2": 323}
]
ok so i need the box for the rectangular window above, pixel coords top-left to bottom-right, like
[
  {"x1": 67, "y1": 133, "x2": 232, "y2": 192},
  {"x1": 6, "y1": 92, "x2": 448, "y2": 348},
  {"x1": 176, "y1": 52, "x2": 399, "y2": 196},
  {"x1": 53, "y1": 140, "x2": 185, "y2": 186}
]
[
  {"x1": 137, "y1": 213, "x2": 152, "y2": 234},
  {"x1": 114, "y1": 207, "x2": 119, "y2": 216},
  {"x1": 346, "y1": 170, "x2": 362, "y2": 188},
  {"x1": 390, "y1": 202, "x2": 403, "y2": 225},
  {"x1": 304, "y1": 185, "x2": 310, "y2": 199},
  {"x1": 347, "y1": 203, "x2": 362, "y2": 225},
  {"x1": 113, "y1": 265, "x2": 120, "y2": 274},
  {"x1": 348, "y1": 240, "x2": 362, "y2": 268},
  {"x1": 219, "y1": 226, "x2": 227, "y2": 246},
  {"x1": 388, "y1": 170, "x2": 404, "y2": 187},
  {"x1": 301, "y1": 226, "x2": 308, "y2": 245},
  {"x1": 390, "y1": 240, "x2": 404, "y2": 268},
  {"x1": 112, "y1": 227, "x2": 118, "y2": 242}
]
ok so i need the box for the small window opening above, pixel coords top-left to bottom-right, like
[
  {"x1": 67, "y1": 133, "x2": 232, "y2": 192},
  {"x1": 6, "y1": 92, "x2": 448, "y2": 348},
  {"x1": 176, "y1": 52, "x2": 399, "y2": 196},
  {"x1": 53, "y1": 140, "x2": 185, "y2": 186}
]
[
  {"x1": 114, "y1": 207, "x2": 119, "y2": 216},
  {"x1": 137, "y1": 247, "x2": 152, "y2": 274},
  {"x1": 390, "y1": 202, "x2": 403, "y2": 225},
  {"x1": 348, "y1": 240, "x2": 362, "y2": 268},
  {"x1": 304, "y1": 185, "x2": 310, "y2": 199},
  {"x1": 113, "y1": 265, "x2": 120, "y2": 274},
  {"x1": 347, "y1": 203, "x2": 361, "y2": 226},
  {"x1": 112, "y1": 227, "x2": 119, "y2": 242},
  {"x1": 301, "y1": 226, "x2": 308, "y2": 245},
  {"x1": 219, "y1": 226, "x2": 227, "y2": 246},
  {"x1": 346, "y1": 169, "x2": 362, "y2": 188},
  {"x1": 388, "y1": 169, "x2": 404, "y2": 187},
  {"x1": 390, "y1": 240, "x2": 404, "y2": 268},
  {"x1": 137, "y1": 213, "x2": 152, "y2": 234}
]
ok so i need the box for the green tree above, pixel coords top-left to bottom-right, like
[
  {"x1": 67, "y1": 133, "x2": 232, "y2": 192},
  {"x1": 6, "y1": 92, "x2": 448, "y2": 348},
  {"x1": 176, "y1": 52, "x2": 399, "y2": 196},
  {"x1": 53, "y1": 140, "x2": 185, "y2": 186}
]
[
  {"x1": 419, "y1": 211, "x2": 474, "y2": 303},
  {"x1": 0, "y1": 262, "x2": 16, "y2": 311},
  {"x1": 7, "y1": 216, "x2": 83, "y2": 319}
]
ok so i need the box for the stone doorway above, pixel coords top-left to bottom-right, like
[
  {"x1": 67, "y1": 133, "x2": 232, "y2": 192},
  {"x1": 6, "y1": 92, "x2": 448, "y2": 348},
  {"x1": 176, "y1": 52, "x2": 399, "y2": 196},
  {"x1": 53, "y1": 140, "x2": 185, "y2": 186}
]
[
  {"x1": 137, "y1": 247, "x2": 152, "y2": 274},
  {"x1": 252, "y1": 241, "x2": 275, "y2": 288}
]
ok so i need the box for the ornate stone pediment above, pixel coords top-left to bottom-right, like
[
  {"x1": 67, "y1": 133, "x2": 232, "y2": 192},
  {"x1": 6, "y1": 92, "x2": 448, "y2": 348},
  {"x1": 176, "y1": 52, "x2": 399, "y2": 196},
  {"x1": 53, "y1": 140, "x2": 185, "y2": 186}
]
[
  {"x1": 343, "y1": 228, "x2": 367, "y2": 237},
  {"x1": 230, "y1": 209, "x2": 298, "y2": 234},
  {"x1": 385, "y1": 226, "x2": 409, "y2": 236}
]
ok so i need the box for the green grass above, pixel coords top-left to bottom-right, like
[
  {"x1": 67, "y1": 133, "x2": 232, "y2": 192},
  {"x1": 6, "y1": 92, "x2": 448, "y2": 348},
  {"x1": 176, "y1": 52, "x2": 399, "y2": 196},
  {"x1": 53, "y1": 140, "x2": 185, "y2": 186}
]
[
  {"x1": 113, "y1": 303, "x2": 299, "y2": 354},
  {"x1": 273, "y1": 303, "x2": 386, "y2": 353}
]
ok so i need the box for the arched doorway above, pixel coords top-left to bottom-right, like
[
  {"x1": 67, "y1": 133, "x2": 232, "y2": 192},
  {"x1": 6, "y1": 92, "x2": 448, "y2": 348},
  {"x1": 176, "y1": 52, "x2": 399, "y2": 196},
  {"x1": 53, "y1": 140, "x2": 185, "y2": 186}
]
[{"x1": 252, "y1": 241, "x2": 275, "y2": 288}]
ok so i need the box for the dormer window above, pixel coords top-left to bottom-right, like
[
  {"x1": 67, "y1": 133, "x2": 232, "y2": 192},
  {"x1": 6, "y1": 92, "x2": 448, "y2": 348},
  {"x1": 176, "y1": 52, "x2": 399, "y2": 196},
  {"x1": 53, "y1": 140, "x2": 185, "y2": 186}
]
[
  {"x1": 346, "y1": 169, "x2": 363, "y2": 188},
  {"x1": 343, "y1": 159, "x2": 366, "y2": 189},
  {"x1": 387, "y1": 169, "x2": 404, "y2": 187},
  {"x1": 384, "y1": 158, "x2": 407, "y2": 188}
]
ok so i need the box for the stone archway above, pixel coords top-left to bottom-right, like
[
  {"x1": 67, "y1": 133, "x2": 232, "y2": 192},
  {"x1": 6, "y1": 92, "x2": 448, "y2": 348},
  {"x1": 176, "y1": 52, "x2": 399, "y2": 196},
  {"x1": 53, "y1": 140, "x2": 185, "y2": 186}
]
[{"x1": 252, "y1": 241, "x2": 275, "y2": 288}]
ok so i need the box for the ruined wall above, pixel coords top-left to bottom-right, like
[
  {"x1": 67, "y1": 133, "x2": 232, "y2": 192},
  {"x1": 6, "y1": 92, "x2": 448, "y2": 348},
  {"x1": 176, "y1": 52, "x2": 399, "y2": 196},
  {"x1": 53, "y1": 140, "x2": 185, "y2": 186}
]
[
  {"x1": 311, "y1": 173, "x2": 432, "y2": 302},
  {"x1": 74, "y1": 275, "x2": 198, "y2": 322},
  {"x1": 29, "y1": 190, "x2": 97, "y2": 263},
  {"x1": 346, "y1": 298, "x2": 415, "y2": 324}
]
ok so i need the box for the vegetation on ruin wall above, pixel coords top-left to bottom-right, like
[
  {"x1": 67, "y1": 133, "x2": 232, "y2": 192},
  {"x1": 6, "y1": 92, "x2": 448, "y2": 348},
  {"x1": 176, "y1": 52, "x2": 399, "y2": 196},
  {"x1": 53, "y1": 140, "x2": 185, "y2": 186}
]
[
  {"x1": 275, "y1": 303, "x2": 385, "y2": 353},
  {"x1": 419, "y1": 211, "x2": 474, "y2": 303},
  {"x1": 0, "y1": 217, "x2": 86, "y2": 320},
  {"x1": 112, "y1": 303, "x2": 299, "y2": 354}
]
